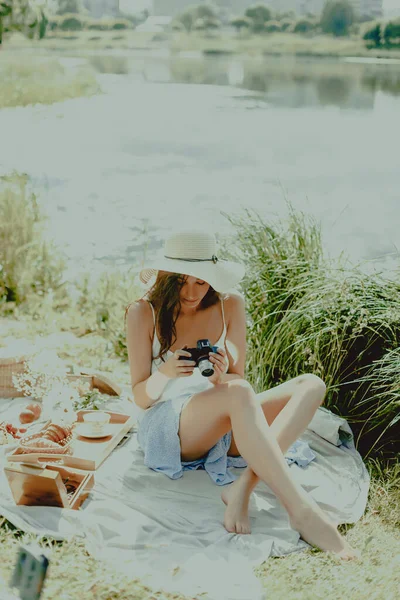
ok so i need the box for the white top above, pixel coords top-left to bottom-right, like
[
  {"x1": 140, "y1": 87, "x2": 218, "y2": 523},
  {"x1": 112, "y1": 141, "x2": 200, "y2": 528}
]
[{"x1": 136, "y1": 298, "x2": 227, "y2": 420}]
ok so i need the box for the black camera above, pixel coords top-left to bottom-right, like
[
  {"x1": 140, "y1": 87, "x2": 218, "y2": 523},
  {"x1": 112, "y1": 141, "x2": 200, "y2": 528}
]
[{"x1": 179, "y1": 339, "x2": 219, "y2": 377}]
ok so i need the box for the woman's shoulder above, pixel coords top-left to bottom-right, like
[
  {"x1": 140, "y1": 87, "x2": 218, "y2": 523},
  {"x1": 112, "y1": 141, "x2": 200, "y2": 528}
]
[
  {"x1": 125, "y1": 298, "x2": 154, "y2": 329},
  {"x1": 220, "y1": 292, "x2": 245, "y2": 320},
  {"x1": 221, "y1": 291, "x2": 245, "y2": 308}
]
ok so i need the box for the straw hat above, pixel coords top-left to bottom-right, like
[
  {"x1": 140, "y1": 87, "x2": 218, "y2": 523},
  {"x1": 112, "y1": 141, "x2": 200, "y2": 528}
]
[{"x1": 138, "y1": 230, "x2": 245, "y2": 293}]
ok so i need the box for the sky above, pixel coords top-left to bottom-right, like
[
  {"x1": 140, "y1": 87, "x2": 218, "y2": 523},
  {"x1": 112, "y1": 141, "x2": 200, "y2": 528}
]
[
  {"x1": 119, "y1": 0, "x2": 151, "y2": 14},
  {"x1": 383, "y1": 0, "x2": 400, "y2": 14}
]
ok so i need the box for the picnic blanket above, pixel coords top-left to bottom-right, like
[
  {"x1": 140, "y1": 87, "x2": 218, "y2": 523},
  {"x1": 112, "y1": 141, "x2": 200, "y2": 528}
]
[{"x1": 0, "y1": 395, "x2": 370, "y2": 600}]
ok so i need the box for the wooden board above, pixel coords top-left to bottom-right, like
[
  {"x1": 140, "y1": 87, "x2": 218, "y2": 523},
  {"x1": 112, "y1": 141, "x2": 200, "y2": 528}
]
[
  {"x1": 6, "y1": 410, "x2": 135, "y2": 471},
  {"x1": 4, "y1": 463, "x2": 94, "y2": 510}
]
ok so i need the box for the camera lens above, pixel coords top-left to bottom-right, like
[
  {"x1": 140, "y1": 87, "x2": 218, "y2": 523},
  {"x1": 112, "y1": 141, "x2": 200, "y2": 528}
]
[{"x1": 198, "y1": 358, "x2": 214, "y2": 377}]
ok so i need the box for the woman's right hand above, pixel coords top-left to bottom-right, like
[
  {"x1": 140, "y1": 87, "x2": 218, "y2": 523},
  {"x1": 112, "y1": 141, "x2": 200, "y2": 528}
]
[{"x1": 159, "y1": 348, "x2": 196, "y2": 379}]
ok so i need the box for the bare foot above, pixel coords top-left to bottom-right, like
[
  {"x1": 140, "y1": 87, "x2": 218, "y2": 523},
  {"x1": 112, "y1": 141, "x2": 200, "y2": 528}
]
[
  {"x1": 221, "y1": 477, "x2": 252, "y2": 534},
  {"x1": 290, "y1": 506, "x2": 360, "y2": 561}
]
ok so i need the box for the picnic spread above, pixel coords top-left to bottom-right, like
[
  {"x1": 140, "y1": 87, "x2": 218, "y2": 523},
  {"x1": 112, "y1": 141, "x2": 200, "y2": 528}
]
[{"x1": 0, "y1": 358, "x2": 370, "y2": 600}]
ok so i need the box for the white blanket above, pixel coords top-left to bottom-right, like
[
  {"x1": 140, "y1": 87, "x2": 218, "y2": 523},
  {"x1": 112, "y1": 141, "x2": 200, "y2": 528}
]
[{"x1": 0, "y1": 396, "x2": 370, "y2": 600}]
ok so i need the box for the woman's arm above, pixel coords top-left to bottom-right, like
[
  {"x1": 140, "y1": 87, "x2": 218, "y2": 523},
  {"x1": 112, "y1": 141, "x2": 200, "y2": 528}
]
[
  {"x1": 217, "y1": 292, "x2": 247, "y2": 384},
  {"x1": 126, "y1": 301, "x2": 171, "y2": 410}
]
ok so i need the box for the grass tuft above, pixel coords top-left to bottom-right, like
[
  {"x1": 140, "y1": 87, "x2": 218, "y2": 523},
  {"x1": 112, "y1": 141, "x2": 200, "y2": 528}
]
[
  {"x1": 224, "y1": 207, "x2": 400, "y2": 460},
  {"x1": 0, "y1": 173, "x2": 66, "y2": 306},
  {"x1": 0, "y1": 54, "x2": 100, "y2": 108}
]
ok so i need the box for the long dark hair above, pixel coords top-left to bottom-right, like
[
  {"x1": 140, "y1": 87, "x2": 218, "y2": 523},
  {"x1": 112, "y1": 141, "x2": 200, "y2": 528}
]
[{"x1": 127, "y1": 271, "x2": 220, "y2": 361}]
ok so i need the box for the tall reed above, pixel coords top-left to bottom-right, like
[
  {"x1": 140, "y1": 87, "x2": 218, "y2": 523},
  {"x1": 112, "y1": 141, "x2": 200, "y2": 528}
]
[
  {"x1": 0, "y1": 173, "x2": 65, "y2": 305},
  {"x1": 224, "y1": 208, "x2": 400, "y2": 459}
]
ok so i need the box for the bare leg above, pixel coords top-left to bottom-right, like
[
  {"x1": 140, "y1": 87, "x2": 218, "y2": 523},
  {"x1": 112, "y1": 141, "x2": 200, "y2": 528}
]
[
  {"x1": 222, "y1": 374, "x2": 325, "y2": 535},
  {"x1": 178, "y1": 379, "x2": 358, "y2": 559}
]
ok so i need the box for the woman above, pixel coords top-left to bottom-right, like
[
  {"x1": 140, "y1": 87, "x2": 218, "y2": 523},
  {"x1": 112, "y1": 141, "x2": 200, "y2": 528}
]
[{"x1": 126, "y1": 229, "x2": 359, "y2": 560}]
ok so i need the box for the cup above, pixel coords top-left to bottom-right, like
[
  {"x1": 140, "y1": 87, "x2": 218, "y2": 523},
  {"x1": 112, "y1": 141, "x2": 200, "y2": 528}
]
[{"x1": 82, "y1": 411, "x2": 110, "y2": 434}]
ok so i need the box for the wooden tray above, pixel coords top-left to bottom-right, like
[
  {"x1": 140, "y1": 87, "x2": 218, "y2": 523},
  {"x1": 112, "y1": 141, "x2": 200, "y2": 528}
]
[
  {"x1": 7, "y1": 410, "x2": 135, "y2": 471},
  {"x1": 4, "y1": 463, "x2": 94, "y2": 510}
]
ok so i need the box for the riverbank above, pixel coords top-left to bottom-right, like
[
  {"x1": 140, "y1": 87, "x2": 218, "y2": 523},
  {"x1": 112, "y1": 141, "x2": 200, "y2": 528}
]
[
  {"x1": 5, "y1": 30, "x2": 400, "y2": 60},
  {"x1": 171, "y1": 31, "x2": 400, "y2": 60},
  {"x1": 0, "y1": 313, "x2": 400, "y2": 599}
]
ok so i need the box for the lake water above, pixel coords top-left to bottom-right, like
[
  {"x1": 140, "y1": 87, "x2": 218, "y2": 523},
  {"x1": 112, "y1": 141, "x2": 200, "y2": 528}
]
[{"x1": 2, "y1": 52, "x2": 400, "y2": 281}]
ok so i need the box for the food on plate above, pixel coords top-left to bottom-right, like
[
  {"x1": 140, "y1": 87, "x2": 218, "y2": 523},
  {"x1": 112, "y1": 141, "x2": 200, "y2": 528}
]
[
  {"x1": 19, "y1": 409, "x2": 36, "y2": 424},
  {"x1": 26, "y1": 403, "x2": 42, "y2": 420},
  {"x1": 19, "y1": 402, "x2": 42, "y2": 424},
  {"x1": 0, "y1": 421, "x2": 27, "y2": 444},
  {"x1": 42, "y1": 423, "x2": 74, "y2": 445},
  {"x1": 17, "y1": 421, "x2": 75, "y2": 454},
  {"x1": 25, "y1": 438, "x2": 62, "y2": 451}
]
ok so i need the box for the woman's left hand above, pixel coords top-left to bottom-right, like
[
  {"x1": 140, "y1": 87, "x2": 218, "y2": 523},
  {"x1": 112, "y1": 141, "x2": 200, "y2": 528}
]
[{"x1": 208, "y1": 347, "x2": 229, "y2": 385}]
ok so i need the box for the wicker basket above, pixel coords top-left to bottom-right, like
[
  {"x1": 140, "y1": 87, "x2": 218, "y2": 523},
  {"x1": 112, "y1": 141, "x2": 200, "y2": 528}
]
[{"x1": 0, "y1": 356, "x2": 28, "y2": 398}]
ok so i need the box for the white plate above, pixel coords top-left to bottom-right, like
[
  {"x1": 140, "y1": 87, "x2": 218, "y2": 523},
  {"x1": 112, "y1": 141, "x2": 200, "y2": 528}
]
[{"x1": 75, "y1": 424, "x2": 114, "y2": 439}]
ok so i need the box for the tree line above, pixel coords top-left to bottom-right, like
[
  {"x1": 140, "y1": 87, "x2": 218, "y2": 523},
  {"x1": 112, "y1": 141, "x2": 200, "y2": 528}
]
[
  {"x1": 171, "y1": 1, "x2": 400, "y2": 44},
  {"x1": 1, "y1": 1, "x2": 398, "y2": 48}
]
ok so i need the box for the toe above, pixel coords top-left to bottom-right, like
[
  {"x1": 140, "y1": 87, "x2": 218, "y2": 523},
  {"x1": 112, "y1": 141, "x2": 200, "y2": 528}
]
[
  {"x1": 237, "y1": 521, "x2": 251, "y2": 535},
  {"x1": 224, "y1": 520, "x2": 236, "y2": 534}
]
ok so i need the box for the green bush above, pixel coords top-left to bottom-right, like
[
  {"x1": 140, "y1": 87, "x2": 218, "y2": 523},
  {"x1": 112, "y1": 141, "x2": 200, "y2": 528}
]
[
  {"x1": 110, "y1": 18, "x2": 132, "y2": 30},
  {"x1": 383, "y1": 18, "x2": 400, "y2": 46},
  {"x1": 292, "y1": 18, "x2": 316, "y2": 34},
  {"x1": 58, "y1": 13, "x2": 86, "y2": 31},
  {"x1": 280, "y1": 18, "x2": 293, "y2": 31},
  {"x1": 230, "y1": 16, "x2": 251, "y2": 32},
  {"x1": 245, "y1": 4, "x2": 272, "y2": 32},
  {"x1": 47, "y1": 15, "x2": 133, "y2": 32},
  {"x1": 0, "y1": 173, "x2": 65, "y2": 306},
  {"x1": 223, "y1": 207, "x2": 400, "y2": 460},
  {"x1": 362, "y1": 21, "x2": 382, "y2": 47},
  {"x1": 264, "y1": 20, "x2": 281, "y2": 33}
]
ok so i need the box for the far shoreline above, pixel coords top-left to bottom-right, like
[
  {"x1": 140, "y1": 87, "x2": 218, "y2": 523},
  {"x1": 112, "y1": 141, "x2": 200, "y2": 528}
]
[{"x1": 4, "y1": 30, "x2": 400, "y2": 62}]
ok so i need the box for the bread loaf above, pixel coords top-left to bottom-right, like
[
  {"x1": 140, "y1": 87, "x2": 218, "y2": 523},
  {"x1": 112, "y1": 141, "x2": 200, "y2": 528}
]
[{"x1": 19, "y1": 410, "x2": 36, "y2": 424}]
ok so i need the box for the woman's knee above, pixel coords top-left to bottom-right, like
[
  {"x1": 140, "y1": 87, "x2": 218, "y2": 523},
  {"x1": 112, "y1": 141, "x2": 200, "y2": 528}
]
[
  {"x1": 295, "y1": 373, "x2": 326, "y2": 404},
  {"x1": 227, "y1": 379, "x2": 256, "y2": 410}
]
